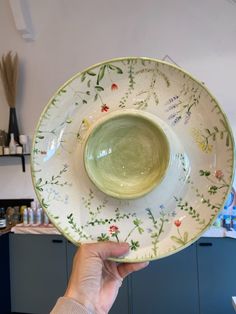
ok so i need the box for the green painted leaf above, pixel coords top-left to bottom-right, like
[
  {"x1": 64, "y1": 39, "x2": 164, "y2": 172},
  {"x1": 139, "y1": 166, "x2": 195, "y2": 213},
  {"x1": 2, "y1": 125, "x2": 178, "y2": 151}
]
[
  {"x1": 219, "y1": 119, "x2": 227, "y2": 128},
  {"x1": 95, "y1": 85, "x2": 104, "y2": 91},
  {"x1": 108, "y1": 64, "x2": 123, "y2": 74},
  {"x1": 41, "y1": 198, "x2": 49, "y2": 209},
  {"x1": 130, "y1": 240, "x2": 140, "y2": 251},
  {"x1": 97, "y1": 233, "x2": 110, "y2": 241},
  {"x1": 87, "y1": 70, "x2": 96, "y2": 76},
  {"x1": 138, "y1": 227, "x2": 144, "y2": 234},
  {"x1": 97, "y1": 65, "x2": 106, "y2": 85},
  {"x1": 171, "y1": 236, "x2": 184, "y2": 245},
  {"x1": 36, "y1": 178, "x2": 42, "y2": 184},
  {"x1": 81, "y1": 73, "x2": 86, "y2": 82},
  {"x1": 183, "y1": 232, "x2": 188, "y2": 243},
  {"x1": 226, "y1": 134, "x2": 230, "y2": 147}
]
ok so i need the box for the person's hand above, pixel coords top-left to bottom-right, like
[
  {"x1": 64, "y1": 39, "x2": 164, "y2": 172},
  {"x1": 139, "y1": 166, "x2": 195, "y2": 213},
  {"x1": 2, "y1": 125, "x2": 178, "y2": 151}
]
[{"x1": 64, "y1": 242, "x2": 149, "y2": 314}]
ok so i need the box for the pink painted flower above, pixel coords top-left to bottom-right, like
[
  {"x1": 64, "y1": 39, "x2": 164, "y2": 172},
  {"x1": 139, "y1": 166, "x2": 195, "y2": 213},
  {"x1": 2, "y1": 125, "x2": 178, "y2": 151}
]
[
  {"x1": 109, "y1": 225, "x2": 119, "y2": 235},
  {"x1": 111, "y1": 83, "x2": 118, "y2": 91},
  {"x1": 101, "y1": 104, "x2": 109, "y2": 112},
  {"x1": 174, "y1": 219, "x2": 181, "y2": 227},
  {"x1": 215, "y1": 170, "x2": 224, "y2": 180}
]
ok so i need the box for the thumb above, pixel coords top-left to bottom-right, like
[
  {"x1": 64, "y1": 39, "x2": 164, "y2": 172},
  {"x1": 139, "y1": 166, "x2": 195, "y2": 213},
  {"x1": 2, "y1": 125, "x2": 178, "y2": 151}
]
[
  {"x1": 118, "y1": 261, "x2": 149, "y2": 279},
  {"x1": 97, "y1": 241, "x2": 130, "y2": 259},
  {"x1": 85, "y1": 242, "x2": 130, "y2": 260}
]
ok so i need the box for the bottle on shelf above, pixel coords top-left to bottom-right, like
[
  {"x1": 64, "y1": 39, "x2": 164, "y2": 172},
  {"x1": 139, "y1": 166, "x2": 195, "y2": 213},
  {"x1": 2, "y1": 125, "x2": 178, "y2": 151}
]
[
  {"x1": 36, "y1": 207, "x2": 43, "y2": 225},
  {"x1": 20, "y1": 205, "x2": 27, "y2": 222},
  {"x1": 43, "y1": 211, "x2": 49, "y2": 226},
  {"x1": 9, "y1": 133, "x2": 16, "y2": 154},
  {"x1": 0, "y1": 207, "x2": 7, "y2": 229},
  {"x1": 23, "y1": 207, "x2": 28, "y2": 226},
  {"x1": 28, "y1": 207, "x2": 34, "y2": 226}
]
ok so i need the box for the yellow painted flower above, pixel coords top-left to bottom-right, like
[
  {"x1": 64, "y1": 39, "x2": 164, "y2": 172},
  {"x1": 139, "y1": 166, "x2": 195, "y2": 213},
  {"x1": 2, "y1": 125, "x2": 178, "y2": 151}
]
[
  {"x1": 66, "y1": 118, "x2": 72, "y2": 124},
  {"x1": 81, "y1": 118, "x2": 91, "y2": 130},
  {"x1": 191, "y1": 128, "x2": 213, "y2": 153},
  {"x1": 77, "y1": 118, "x2": 91, "y2": 143}
]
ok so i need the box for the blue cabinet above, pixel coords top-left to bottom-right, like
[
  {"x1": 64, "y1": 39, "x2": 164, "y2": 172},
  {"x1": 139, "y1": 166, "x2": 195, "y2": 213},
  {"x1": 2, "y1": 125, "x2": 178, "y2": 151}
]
[
  {"x1": 9, "y1": 234, "x2": 68, "y2": 314},
  {"x1": 130, "y1": 243, "x2": 199, "y2": 314},
  {"x1": 9, "y1": 235, "x2": 236, "y2": 314},
  {"x1": 197, "y1": 237, "x2": 236, "y2": 314},
  {"x1": 0, "y1": 233, "x2": 11, "y2": 313}
]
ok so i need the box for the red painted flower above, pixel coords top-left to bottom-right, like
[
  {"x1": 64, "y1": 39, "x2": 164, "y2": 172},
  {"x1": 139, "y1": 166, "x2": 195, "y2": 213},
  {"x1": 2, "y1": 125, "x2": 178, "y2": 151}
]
[
  {"x1": 109, "y1": 225, "x2": 119, "y2": 235},
  {"x1": 174, "y1": 219, "x2": 181, "y2": 227},
  {"x1": 215, "y1": 170, "x2": 224, "y2": 180},
  {"x1": 101, "y1": 104, "x2": 109, "y2": 112},
  {"x1": 111, "y1": 83, "x2": 118, "y2": 91}
]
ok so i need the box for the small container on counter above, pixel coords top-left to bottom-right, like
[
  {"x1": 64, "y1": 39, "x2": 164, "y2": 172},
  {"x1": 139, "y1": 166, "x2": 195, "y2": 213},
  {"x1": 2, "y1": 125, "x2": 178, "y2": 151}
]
[
  {"x1": 23, "y1": 207, "x2": 28, "y2": 226},
  {"x1": 35, "y1": 207, "x2": 43, "y2": 225},
  {"x1": 20, "y1": 205, "x2": 27, "y2": 222},
  {"x1": 3, "y1": 147, "x2": 9, "y2": 155},
  {"x1": 9, "y1": 133, "x2": 16, "y2": 154},
  {"x1": 43, "y1": 211, "x2": 49, "y2": 226},
  {"x1": 16, "y1": 145, "x2": 23, "y2": 154},
  {"x1": 6, "y1": 207, "x2": 14, "y2": 226},
  {"x1": 28, "y1": 207, "x2": 34, "y2": 225},
  {"x1": 0, "y1": 207, "x2": 6, "y2": 229}
]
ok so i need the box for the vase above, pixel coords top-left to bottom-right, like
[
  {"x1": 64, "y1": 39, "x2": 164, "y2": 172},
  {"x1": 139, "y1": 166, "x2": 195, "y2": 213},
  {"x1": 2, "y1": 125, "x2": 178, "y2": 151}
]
[{"x1": 7, "y1": 107, "x2": 20, "y2": 145}]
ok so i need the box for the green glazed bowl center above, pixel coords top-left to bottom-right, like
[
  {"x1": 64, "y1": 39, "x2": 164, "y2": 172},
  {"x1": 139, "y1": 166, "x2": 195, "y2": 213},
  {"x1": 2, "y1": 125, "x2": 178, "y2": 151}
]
[{"x1": 84, "y1": 112, "x2": 170, "y2": 199}]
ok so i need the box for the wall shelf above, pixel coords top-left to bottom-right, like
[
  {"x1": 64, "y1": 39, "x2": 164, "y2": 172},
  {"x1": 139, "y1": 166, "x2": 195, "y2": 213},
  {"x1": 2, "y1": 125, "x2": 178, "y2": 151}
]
[{"x1": 0, "y1": 154, "x2": 30, "y2": 172}]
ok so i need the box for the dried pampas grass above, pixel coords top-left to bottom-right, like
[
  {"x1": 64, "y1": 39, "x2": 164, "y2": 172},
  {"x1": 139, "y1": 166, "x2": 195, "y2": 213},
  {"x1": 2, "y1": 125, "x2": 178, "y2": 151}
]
[{"x1": 0, "y1": 51, "x2": 19, "y2": 108}]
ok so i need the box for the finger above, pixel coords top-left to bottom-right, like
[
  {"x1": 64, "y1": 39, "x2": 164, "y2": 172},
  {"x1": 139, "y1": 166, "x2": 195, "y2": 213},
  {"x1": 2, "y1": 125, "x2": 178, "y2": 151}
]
[
  {"x1": 117, "y1": 262, "x2": 149, "y2": 279},
  {"x1": 82, "y1": 242, "x2": 130, "y2": 260}
]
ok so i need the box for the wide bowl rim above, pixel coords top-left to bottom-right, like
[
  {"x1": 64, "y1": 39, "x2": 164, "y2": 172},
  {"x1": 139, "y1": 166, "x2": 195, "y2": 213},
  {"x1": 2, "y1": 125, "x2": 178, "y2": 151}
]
[{"x1": 31, "y1": 56, "x2": 235, "y2": 263}]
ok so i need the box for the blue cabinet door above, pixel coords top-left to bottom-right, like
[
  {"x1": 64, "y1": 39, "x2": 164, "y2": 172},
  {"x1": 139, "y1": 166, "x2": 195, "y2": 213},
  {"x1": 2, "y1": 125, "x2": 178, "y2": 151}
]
[
  {"x1": 10, "y1": 234, "x2": 68, "y2": 314},
  {"x1": 131, "y1": 243, "x2": 199, "y2": 314},
  {"x1": 197, "y1": 237, "x2": 236, "y2": 314},
  {"x1": 0, "y1": 234, "x2": 11, "y2": 313}
]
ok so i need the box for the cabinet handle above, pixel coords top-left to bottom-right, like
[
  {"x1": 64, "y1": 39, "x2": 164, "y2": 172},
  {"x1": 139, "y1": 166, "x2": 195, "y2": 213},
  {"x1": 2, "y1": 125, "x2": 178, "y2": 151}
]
[
  {"x1": 199, "y1": 242, "x2": 213, "y2": 246},
  {"x1": 52, "y1": 239, "x2": 63, "y2": 243}
]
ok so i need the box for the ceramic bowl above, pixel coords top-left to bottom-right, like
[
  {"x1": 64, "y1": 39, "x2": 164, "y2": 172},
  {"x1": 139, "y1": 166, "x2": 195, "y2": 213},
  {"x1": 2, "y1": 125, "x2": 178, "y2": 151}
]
[
  {"x1": 31, "y1": 57, "x2": 234, "y2": 262},
  {"x1": 84, "y1": 110, "x2": 170, "y2": 199}
]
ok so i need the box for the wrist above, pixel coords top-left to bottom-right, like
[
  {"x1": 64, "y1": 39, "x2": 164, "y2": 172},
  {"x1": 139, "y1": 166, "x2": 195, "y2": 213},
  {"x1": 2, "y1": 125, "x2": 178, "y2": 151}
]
[{"x1": 64, "y1": 289, "x2": 98, "y2": 314}]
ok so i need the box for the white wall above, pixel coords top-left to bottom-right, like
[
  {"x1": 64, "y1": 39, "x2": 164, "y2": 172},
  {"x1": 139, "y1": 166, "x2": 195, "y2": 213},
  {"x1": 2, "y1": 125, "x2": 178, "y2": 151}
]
[{"x1": 0, "y1": 0, "x2": 235, "y2": 199}]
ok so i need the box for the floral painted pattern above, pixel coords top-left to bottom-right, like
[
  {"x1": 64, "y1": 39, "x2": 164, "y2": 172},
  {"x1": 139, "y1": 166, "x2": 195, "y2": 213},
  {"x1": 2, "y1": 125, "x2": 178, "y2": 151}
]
[{"x1": 31, "y1": 57, "x2": 234, "y2": 262}]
